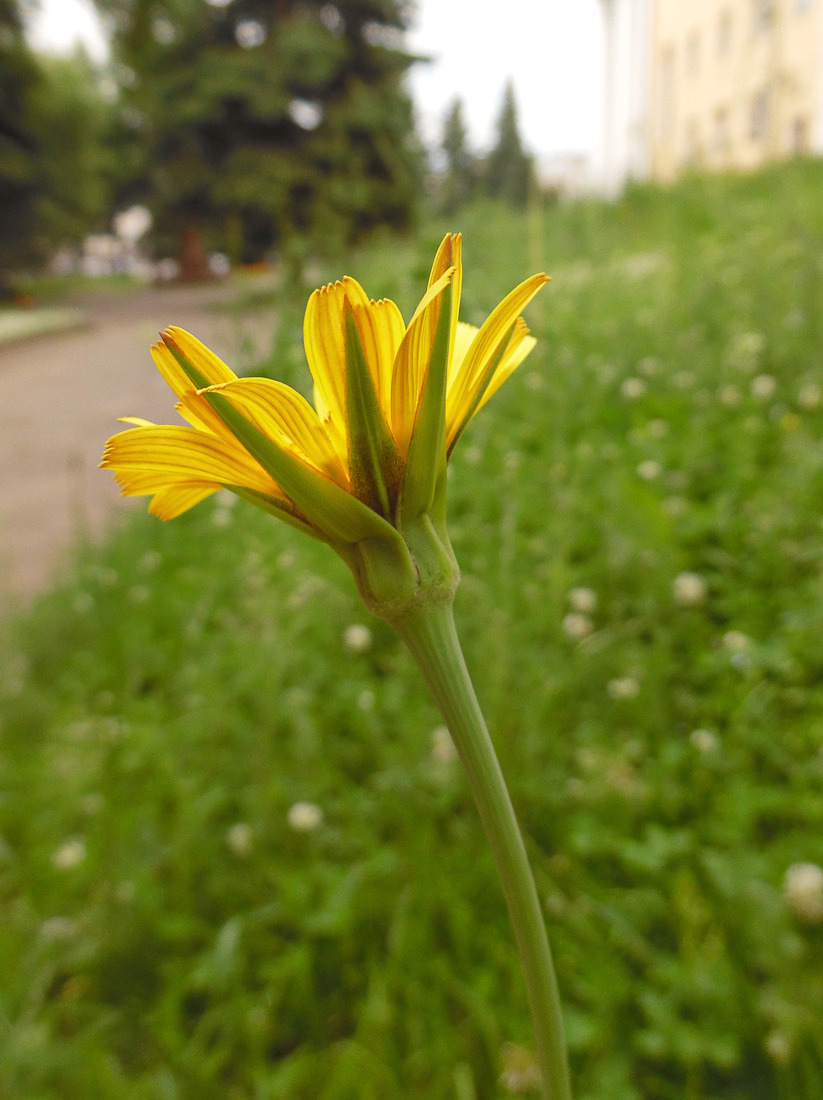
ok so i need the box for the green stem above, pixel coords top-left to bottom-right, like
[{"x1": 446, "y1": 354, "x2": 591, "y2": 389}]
[{"x1": 393, "y1": 600, "x2": 572, "y2": 1100}]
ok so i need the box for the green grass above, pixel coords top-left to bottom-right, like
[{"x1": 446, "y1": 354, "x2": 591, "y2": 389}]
[
  {"x1": 2, "y1": 160, "x2": 823, "y2": 1098},
  {"x1": 0, "y1": 306, "x2": 88, "y2": 347}
]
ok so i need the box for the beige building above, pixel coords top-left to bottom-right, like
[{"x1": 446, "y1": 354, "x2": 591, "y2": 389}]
[{"x1": 599, "y1": 0, "x2": 823, "y2": 189}]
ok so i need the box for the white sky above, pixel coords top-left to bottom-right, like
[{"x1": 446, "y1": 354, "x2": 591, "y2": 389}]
[{"x1": 27, "y1": 0, "x2": 604, "y2": 160}]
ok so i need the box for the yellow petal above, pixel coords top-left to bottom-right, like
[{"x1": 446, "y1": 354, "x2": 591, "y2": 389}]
[
  {"x1": 148, "y1": 483, "x2": 220, "y2": 520},
  {"x1": 202, "y1": 377, "x2": 349, "y2": 486},
  {"x1": 428, "y1": 233, "x2": 462, "y2": 364},
  {"x1": 175, "y1": 392, "x2": 230, "y2": 435},
  {"x1": 390, "y1": 268, "x2": 454, "y2": 457},
  {"x1": 118, "y1": 416, "x2": 156, "y2": 428},
  {"x1": 303, "y1": 277, "x2": 369, "y2": 448},
  {"x1": 100, "y1": 424, "x2": 280, "y2": 498},
  {"x1": 446, "y1": 273, "x2": 549, "y2": 447},
  {"x1": 475, "y1": 319, "x2": 537, "y2": 413},
  {"x1": 349, "y1": 297, "x2": 406, "y2": 426},
  {"x1": 448, "y1": 321, "x2": 477, "y2": 390},
  {"x1": 151, "y1": 326, "x2": 237, "y2": 400}
]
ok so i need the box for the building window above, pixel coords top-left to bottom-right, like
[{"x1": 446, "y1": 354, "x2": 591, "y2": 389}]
[
  {"x1": 752, "y1": 0, "x2": 775, "y2": 32},
  {"x1": 750, "y1": 88, "x2": 771, "y2": 140},
  {"x1": 717, "y1": 10, "x2": 733, "y2": 54},
  {"x1": 686, "y1": 30, "x2": 701, "y2": 74}
]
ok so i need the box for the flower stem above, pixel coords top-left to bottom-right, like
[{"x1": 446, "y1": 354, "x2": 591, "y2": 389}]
[{"x1": 393, "y1": 600, "x2": 572, "y2": 1100}]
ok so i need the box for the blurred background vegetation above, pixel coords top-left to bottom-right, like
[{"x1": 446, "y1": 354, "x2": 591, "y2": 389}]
[
  {"x1": 1, "y1": 0, "x2": 533, "y2": 288},
  {"x1": 2, "y1": 2, "x2": 823, "y2": 1099}
]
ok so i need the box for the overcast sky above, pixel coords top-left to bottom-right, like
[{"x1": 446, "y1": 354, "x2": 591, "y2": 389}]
[{"x1": 27, "y1": 0, "x2": 605, "y2": 160}]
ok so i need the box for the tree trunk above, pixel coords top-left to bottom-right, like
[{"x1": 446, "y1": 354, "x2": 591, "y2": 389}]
[{"x1": 177, "y1": 223, "x2": 211, "y2": 282}]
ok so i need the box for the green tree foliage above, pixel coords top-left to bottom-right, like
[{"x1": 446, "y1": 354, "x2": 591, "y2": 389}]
[
  {"x1": 29, "y1": 52, "x2": 116, "y2": 253},
  {"x1": 95, "y1": 0, "x2": 422, "y2": 278},
  {"x1": 437, "y1": 96, "x2": 475, "y2": 214},
  {"x1": 0, "y1": 0, "x2": 114, "y2": 276},
  {"x1": 0, "y1": 0, "x2": 43, "y2": 275},
  {"x1": 485, "y1": 79, "x2": 533, "y2": 207}
]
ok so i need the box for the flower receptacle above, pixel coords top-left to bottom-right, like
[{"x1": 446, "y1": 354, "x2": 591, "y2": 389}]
[{"x1": 350, "y1": 512, "x2": 460, "y2": 625}]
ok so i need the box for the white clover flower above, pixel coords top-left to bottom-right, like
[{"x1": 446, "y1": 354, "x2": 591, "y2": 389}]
[
  {"x1": 226, "y1": 822, "x2": 254, "y2": 857},
  {"x1": 278, "y1": 548, "x2": 297, "y2": 569},
  {"x1": 357, "y1": 688, "x2": 375, "y2": 712},
  {"x1": 798, "y1": 381, "x2": 821, "y2": 409},
  {"x1": 81, "y1": 792, "x2": 105, "y2": 815},
  {"x1": 287, "y1": 801, "x2": 324, "y2": 832},
  {"x1": 647, "y1": 418, "x2": 669, "y2": 438},
  {"x1": 343, "y1": 623, "x2": 372, "y2": 654},
  {"x1": 499, "y1": 1042, "x2": 541, "y2": 1093},
  {"x1": 751, "y1": 373, "x2": 777, "y2": 399},
  {"x1": 52, "y1": 837, "x2": 87, "y2": 870},
  {"x1": 620, "y1": 377, "x2": 646, "y2": 400},
  {"x1": 636, "y1": 459, "x2": 661, "y2": 481},
  {"x1": 116, "y1": 880, "x2": 135, "y2": 903},
  {"x1": 40, "y1": 916, "x2": 79, "y2": 942},
  {"x1": 727, "y1": 331, "x2": 765, "y2": 371},
  {"x1": 783, "y1": 862, "x2": 823, "y2": 924},
  {"x1": 73, "y1": 591, "x2": 95, "y2": 614},
  {"x1": 717, "y1": 384, "x2": 740, "y2": 407},
  {"x1": 621, "y1": 251, "x2": 667, "y2": 279},
  {"x1": 562, "y1": 613, "x2": 593, "y2": 641},
  {"x1": 664, "y1": 495, "x2": 689, "y2": 517},
  {"x1": 565, "y1": 776, "x2": 586, "y2": 799},
  {"x1": 568, "y1": 587, "x2": 597, "y2": 613},
  {"x1": 764, "y1": 1030, "x2": 792, "y2": 1065},
  {"x1": 722, "y1": 630, "x2": 751, "y2": 653},
  {"x1": 608, "y1": 677, "x2": 640, "y2": 700},
  {"x1": 128, "y1": 584, "x2": 150, "y2": 604},
  {"x1": 211, "y1": 507, "x2": 234, "y2": 528},
  {"x1": 673, "y1": 571, "x2": 708, "y2": 607},
  {"x1": 139, "y1": 549, "x2": 163, "y2": 572},
  {"x1": 637, "y1": 356, "x2": 659, "y2": 377},
  {"x1": 431, "y1": 725, "x2": 458, "y2": 764},
  {"x1": 689, "y1": 728, "x2": 718, "y2": 754}
]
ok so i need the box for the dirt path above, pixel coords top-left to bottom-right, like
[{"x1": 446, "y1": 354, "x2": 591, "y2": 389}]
[{"x1": 0, "y1": 282, "x2": 276, "y2": 613}]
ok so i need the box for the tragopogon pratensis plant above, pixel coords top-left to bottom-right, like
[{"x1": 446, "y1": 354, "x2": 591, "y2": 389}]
[{"x1": 101, "y1": 235, "x2": 571, "y2": 1099}]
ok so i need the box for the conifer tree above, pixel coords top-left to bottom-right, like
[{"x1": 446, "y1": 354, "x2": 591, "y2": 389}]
[
  {"x1": 0, "y1": 2, "x2": 113, "y2": 276},
  {"x1": 438, "y1": 96, "x2": 474, "y2": 213},
  {"x1": 95, "y1": 0, "x2": 422, "y2": 278},
  {"x1": 485, "y1": 79, "x2": 533, "y2": 207},
  {"x1": 0, "y1": 0, "x2": 42, "y2": 276}
]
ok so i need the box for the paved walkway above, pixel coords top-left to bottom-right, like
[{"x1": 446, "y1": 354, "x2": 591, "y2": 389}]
[{"x1": 0, "y1": 282, "x2": 276, "y2": 612}]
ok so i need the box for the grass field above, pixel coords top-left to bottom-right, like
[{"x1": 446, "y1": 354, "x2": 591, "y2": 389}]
[{"x1": 2, "y1": 160, "x2": 823, "y2": 1098}]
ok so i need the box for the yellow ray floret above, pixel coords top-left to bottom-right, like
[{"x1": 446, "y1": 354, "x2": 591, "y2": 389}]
[{"x1": 101, "y1": 234, "x2": 549, "y2": 539}]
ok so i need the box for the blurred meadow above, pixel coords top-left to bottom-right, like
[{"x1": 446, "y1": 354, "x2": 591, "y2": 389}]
[
  {"x1": 2, "y1": 161, "x2": 823, "y2": 1098},
  {"x1": 3, "y1": 1, "x2": 823, "y2": 1098}
]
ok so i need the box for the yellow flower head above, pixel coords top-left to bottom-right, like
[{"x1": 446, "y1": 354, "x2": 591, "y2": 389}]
[{"x1": 101, "y1": 235, "x2": 548, "y2": 614}]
